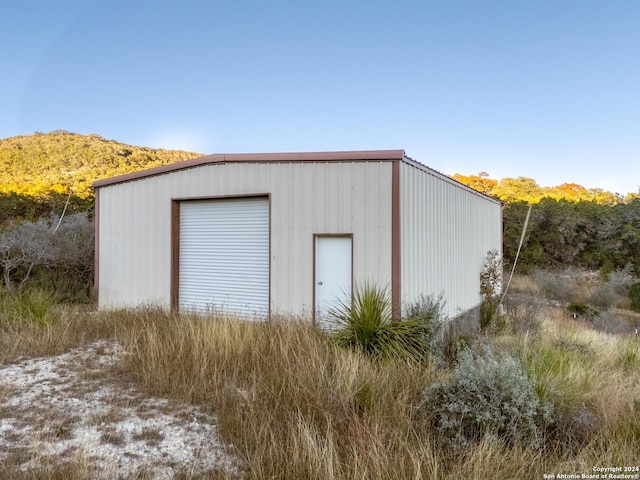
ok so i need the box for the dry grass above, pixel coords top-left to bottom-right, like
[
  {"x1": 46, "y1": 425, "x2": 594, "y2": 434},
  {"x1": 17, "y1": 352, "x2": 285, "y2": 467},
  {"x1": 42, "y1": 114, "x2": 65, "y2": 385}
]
[
  {"x1": 1, "y1": 289, "x2": 639, "y2": 479},
  {"x1": 0, "y1": 306, "x2": 124, "y2": 363},
  {"x1": 508, "y1": 273, "x2": 541, "y2": 296},
  {"x1": 529, "y1": 268, "x2": 640, "y2": 318},
  {"x1": 498, "y1": 308, "x2": 640, "y2": 459},
  {"x1": 111, "y1": 310, "x2": 444, "y2": 479},
  {"x1": 0, "y1": 319, "x2": 239, "y2": 479},
  {"x1": 108, "y1": 307, "x2": 640, "y2": 479},
  {"x1": 0, "y1": 452, "x2": 95, "y2": 480}
]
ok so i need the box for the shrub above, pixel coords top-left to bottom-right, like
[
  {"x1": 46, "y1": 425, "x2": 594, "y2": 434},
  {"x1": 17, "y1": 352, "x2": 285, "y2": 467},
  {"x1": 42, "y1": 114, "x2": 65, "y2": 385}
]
[
  {"x1": 403, "y1": 293, "x2": 447, "y2": 364},
  {"x1": 566, "y1": 302, "x2": 599, "y2": 319},
  {"x1": 480, "y1": 250, "x2": 502, "y2": 299},
  {"x1": 503, "y1": 292, "x2": 542, "y2": 336},
  {"x1": 441, "y1": 330, "x2": 474, "y2": 366},
  {"x1": 0, "y1": 213, "x2": 94, "y2": 301},
  {"x1": 0, "y1": 217, "x2": 56, "y2": 289},
  {"x1": 440, "y1": 309, "x2": 479, "y2": 365},
  {"x1": 479, "y1": 250, "x2": 503, "y2": 333},
  {"x1": 421, "y1": 345, "x2": 553, "y2": 452},
  {"x1": 587, "y1": 284, "x2": 616, "y2": 311},
  {"x1": 43, "y1": 212, "x2": 95, "y2": 301},
  {"x1": 608, "y1": 270, "x2": 636, "y2": 295},
  {"x1": 629, "y1": 282, "x2": 640, "y2": 312},
  {"x1": 591, "y1": 310, "x2": 636, "y2": 335},
  {"x1": 533, "y1": 270, "x2": 581, "y2": 304},
  {"x1": 329, "y1": 283, "x2": 425, "y2": 362}
]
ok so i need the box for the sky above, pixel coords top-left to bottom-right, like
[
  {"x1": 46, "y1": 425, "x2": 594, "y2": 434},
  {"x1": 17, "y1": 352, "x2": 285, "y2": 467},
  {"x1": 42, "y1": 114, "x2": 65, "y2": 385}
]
[{"x1": 2, "y1": 0, "x2": 639, "y2": 195}]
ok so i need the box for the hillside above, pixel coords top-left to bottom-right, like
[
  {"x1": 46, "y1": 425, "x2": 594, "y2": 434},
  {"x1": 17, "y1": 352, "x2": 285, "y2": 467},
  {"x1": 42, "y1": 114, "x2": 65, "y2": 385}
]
[
  {"x1": 3, "y1": 131, "x2": 635, "y2": 205},
  {"x1": 0, "y1": 131, "x2": 203, "y2": 198}
]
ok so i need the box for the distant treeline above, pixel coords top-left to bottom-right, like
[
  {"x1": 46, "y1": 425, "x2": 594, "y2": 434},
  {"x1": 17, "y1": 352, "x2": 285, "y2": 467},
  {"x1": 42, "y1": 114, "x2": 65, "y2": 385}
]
[
  {"x1": 504, "y1": 199, "x2": 640, "y2": 274},
  {"x1": 453, "y1": 173, "x2": 639, "y2": 204}
]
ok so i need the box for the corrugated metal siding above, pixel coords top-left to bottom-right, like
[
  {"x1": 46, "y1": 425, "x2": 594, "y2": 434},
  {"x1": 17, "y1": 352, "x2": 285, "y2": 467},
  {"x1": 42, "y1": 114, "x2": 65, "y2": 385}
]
[
  {"x1": 97, "y1": 161, "x2": 393, "y2": 314},
  {"x1": 97, "y1": 181, "x2": 170, "y2": 308},
  {"x1": 178, "y1": 198, "x2": 269, "y2": 316},
  {"x1": 400, "y1": 162, "x2": 502, "y2": 318}
]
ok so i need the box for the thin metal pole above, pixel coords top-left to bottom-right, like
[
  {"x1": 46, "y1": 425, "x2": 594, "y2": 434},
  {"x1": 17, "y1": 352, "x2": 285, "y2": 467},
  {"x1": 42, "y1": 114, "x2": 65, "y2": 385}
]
[
  {"x1": 53, "y1": 190, "x2": 72, "y2": 233},
  {"x1": 500, "y1": 203, "x2": 533, "y2": 305}
]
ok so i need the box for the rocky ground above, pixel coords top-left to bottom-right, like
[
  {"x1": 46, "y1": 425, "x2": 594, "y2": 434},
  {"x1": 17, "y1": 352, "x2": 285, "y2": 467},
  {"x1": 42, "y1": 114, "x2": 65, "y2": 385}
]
[{"x1": 0, "y1": 340, "x2": 242, "y2": 479}]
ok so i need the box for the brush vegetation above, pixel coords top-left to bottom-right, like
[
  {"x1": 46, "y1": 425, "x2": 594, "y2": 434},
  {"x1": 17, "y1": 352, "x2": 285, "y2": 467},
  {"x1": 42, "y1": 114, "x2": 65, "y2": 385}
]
[{"x1": 0, "y1": 285, "x2": 639, "y2": 479}]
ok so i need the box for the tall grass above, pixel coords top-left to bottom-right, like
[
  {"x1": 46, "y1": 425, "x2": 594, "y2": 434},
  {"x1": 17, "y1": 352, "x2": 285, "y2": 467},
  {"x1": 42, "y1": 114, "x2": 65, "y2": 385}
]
[
  {"x1": 0, "y1": 289, "x2": 124, "y2": 362},
  {"x1": 110, "y1": 308, "x2": 640, "y2": 479},
  {"x1": 1, "y1": 293, "x2": 639, "y2": 479},
  {"x1": 502, "y1": 310, "x2": 640, "y2": 458},
  {"x1": 112, "y1": 310, "x2": 442, "y2": 479}
]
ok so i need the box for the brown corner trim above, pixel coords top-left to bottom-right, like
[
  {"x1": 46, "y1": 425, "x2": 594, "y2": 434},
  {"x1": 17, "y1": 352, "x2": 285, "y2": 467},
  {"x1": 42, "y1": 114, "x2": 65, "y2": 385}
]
[
  {"x1": 93, "y1": 189, "x2": 100, "y2": 307},
  {"x1": 170, "y1": 200, "x2": 180, "y2": 311},
  {"x1": 391, "y1": 160, "x2": 401, "y2": 320},
  {"x1": 267, "y1": 194, "x2": 272, "y2": 319}
]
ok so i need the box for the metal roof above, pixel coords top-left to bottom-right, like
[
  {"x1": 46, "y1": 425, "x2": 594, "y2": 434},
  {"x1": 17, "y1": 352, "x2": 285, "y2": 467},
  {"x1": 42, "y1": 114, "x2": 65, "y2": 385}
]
[
  {"x1": 91, "y1": 148, "x2": 501, "y2": 204},
  {"x1": 92, "y1": 149, "x2": 406, "y2": 188}
]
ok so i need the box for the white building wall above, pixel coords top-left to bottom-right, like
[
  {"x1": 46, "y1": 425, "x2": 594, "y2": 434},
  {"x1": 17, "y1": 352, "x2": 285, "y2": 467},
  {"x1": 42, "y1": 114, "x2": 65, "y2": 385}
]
[
  {"x1": 97, "y1": 161, "x2": 393, "y2": 315},
  {"x1": 400, "y1": 162, "x2": 502, "y2": 318}
]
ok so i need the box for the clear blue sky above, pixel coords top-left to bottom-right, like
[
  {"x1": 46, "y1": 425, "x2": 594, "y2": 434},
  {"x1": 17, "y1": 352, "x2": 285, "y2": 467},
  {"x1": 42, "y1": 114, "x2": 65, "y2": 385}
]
[{"x1": 2, "y1": 1, "x2": 639, "y2": 194}]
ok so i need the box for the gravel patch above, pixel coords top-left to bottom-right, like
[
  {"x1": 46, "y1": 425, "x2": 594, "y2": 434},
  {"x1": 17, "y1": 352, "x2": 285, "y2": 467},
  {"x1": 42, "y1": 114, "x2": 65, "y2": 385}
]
[{"x1": 0, "y1": 340, "x2": 243, "y2": 478}]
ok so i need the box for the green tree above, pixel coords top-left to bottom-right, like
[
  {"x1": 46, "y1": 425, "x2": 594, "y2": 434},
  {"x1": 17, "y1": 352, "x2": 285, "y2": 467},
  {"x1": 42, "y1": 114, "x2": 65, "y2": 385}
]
[
  {"x1": 493, "y1": 177, "x2": 545, "y2": 203},
  {"x1": 451, "y1": 172, "x2": 497, "y2": 196}
]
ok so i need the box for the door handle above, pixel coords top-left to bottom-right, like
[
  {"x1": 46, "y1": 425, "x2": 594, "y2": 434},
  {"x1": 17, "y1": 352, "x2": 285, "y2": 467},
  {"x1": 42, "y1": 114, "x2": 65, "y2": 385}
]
[{"x1": 318, "y1": 281, "x2": 323, "y2": 285}]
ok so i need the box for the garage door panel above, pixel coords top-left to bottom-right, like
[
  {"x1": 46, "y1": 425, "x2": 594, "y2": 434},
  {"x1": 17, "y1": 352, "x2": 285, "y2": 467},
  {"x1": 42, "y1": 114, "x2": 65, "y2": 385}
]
[{"x1": 178, "y1": 198, "x2": 269, "y2": 318}]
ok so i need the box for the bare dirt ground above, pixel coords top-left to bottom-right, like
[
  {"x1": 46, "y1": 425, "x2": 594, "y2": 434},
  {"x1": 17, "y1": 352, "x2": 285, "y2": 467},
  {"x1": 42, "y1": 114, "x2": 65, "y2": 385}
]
[{"x1": 0, "y1": 340, "x2": 243, "y2": 479}]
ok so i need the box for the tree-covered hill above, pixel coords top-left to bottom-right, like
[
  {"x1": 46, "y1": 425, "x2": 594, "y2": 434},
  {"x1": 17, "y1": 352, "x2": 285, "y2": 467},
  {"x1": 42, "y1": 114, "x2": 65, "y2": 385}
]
[{"x1": 0, "y1": 130, "x2": 202, "y2": 198}]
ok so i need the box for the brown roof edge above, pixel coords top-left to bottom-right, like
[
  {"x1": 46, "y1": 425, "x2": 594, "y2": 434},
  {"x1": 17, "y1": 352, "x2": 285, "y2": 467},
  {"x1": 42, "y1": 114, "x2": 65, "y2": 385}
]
[
  {"x1": 92, "y1": 149, "x2": 406, "y2": 188},
  {"x1": 401, "y1": 154, "x2": 504, "y2": 206}
]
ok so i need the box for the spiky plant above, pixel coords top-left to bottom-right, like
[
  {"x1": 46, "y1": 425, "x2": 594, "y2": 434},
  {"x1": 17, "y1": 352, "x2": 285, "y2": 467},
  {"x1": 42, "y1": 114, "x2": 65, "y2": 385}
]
[{"x1": 328, "y1": 283, "x2": 425, "y2": 362}]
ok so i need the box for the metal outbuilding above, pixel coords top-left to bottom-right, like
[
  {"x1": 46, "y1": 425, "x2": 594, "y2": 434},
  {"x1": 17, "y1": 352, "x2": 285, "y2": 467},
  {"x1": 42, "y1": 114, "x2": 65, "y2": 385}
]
[{"x1": 93, "y1": 150, "x2": 502, "y2": 321}]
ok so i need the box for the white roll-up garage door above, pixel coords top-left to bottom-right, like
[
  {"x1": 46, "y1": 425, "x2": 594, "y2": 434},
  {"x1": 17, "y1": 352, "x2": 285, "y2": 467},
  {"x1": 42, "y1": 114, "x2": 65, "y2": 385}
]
[{"x1": 178, "y1": 197, "x2": 269, "y2": 318}]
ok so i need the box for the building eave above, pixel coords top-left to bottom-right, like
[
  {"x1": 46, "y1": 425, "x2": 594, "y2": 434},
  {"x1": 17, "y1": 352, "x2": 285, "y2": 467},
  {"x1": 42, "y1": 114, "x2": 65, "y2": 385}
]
[{"x1": 92, "y1": 149, "x2": 406, "y2": 189}]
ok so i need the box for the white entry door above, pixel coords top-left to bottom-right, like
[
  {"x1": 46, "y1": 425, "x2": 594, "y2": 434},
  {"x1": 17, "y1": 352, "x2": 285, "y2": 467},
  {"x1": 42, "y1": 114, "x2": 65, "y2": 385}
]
[{"x1": 314, "y1": 236, "x2": 352, "y2": 327}]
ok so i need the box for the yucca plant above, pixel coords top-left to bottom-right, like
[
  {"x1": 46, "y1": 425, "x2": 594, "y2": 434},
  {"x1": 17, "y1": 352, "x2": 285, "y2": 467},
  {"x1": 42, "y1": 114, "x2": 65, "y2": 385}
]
[{"x1": 328, "y1": 283, "x2": 425, "y2": 362}]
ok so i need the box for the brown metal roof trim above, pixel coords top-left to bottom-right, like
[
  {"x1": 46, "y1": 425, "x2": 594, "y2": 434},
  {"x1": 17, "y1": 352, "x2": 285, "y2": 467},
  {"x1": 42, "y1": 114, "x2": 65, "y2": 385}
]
[
  {"x1": 402, "y1": 154, "x2": 503, "y2": 205},
  {"x1": 92, "y1": 149, "x2": 406, "y2": 188}
]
